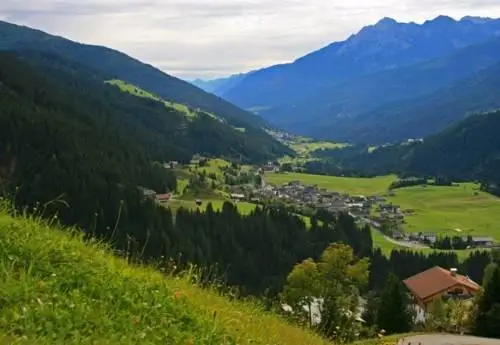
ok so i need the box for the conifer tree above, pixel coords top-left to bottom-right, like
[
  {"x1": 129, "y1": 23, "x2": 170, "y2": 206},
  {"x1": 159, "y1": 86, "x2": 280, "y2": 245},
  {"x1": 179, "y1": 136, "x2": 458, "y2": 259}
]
[
  {"x1": 473, "y1": 265, "x2": 500, "y2": 338},
  {"x1": 377, "y1": 273, "x2": 413, "y2": 334}
]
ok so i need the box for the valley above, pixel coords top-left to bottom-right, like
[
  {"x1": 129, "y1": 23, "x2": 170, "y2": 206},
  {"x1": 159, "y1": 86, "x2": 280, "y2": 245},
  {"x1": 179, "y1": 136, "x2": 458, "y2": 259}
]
[{"x1": 2, "y1": 11, "x2": 500, "y2": 345}]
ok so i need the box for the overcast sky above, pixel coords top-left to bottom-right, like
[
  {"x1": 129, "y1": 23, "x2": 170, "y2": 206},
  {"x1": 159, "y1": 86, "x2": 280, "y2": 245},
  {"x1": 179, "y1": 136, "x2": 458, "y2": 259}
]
[{"x1": 1, "y1": 0, "x2": 500, "y2": 80}]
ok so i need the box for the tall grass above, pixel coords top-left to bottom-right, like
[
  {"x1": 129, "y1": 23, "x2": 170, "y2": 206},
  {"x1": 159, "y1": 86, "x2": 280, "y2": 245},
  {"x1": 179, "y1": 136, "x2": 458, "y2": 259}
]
[{"x1": 0, "y1": 201, "x2": 329, "y2": 345}]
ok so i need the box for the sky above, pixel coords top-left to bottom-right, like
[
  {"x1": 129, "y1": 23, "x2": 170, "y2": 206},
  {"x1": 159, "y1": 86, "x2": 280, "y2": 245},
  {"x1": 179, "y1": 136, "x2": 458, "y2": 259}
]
[{"x1": 1, "y1": 0, "x2": 500, "y2": 80}]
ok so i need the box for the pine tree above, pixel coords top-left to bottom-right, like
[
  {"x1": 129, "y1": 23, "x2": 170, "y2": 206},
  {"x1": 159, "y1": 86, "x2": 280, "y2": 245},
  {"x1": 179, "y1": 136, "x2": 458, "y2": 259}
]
[
  {"x1": 473, "y1": 265, "x2": 500, "y2": 338},
  {"x1": 377, "y1": 273, "x2": 413, "y2": 334}
]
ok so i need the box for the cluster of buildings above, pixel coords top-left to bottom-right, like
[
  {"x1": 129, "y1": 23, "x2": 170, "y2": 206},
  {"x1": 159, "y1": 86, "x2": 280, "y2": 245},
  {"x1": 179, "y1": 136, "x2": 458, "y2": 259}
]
[
  {"x1": 253, "y1": 180, "x2": 382, "y2": 217},
  {"x1": 139, "y1": 187, "x2": 171, "y2": 204}
]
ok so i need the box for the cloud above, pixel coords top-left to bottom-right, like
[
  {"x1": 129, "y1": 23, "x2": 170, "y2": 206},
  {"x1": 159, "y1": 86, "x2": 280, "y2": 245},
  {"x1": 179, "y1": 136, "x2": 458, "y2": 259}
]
[{"x1": 1, "y1": 0, "x2": 500, "y2": 79}]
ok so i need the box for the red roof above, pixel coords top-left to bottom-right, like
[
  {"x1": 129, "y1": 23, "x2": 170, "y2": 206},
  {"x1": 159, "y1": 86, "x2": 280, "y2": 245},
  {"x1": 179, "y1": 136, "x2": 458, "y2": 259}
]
[
  {"x1": 156, "y1": 194, "x2": 171, "y2": 201},
  {"x1": 403, "y1": 266, "x2": 480, "y2": 301}
]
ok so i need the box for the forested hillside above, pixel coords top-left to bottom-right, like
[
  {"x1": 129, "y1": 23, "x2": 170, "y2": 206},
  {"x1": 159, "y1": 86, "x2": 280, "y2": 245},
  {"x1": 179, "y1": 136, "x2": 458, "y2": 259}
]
[
  {"x1": 0, "y1": 20, "x2": 270, "y2": 131},
  {"x1": 0, "y1": 51, "x2": 290, "y2": 287},
  {"x1": 307, "y1": 110, "x2": 500, "y2": 192},
  {"x1": 318, "y1": 59, "x2": 500, "y2": 144}
]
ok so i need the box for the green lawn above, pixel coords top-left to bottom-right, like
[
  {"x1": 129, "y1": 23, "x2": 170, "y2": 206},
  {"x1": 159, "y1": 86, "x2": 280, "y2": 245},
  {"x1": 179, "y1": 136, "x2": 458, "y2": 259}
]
[
  {"x1": 266, "y1": 173, "x2": 397, "y2": 196},
  {"x1": 388, "y1": 183, "x2": 500, "y2": 239}
]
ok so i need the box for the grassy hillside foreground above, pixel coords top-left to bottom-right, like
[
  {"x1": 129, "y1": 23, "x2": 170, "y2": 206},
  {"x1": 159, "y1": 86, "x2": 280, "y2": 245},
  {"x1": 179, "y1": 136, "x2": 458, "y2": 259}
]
[{"x1": 0, "y1": 203, "x2": 328, "y2": 345}]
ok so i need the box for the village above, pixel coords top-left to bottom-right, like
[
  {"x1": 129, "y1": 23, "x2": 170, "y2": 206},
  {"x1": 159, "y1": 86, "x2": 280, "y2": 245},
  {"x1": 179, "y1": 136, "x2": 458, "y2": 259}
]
[{"x1": 141, "y1": 157, "x2": 496, "y2": 250}]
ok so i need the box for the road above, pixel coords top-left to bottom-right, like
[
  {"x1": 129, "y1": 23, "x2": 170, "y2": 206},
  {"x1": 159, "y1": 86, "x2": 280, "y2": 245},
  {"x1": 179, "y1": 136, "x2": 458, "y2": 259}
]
[
  {"x1": 399, "y1": 334, "x2": 500, "y2": 345},
  {"x1": 382, "y1": 233, "x2": 430, "y2": 249},
  {"x1": 357, "y1": 215, "x2": 430, "y2": 249}
]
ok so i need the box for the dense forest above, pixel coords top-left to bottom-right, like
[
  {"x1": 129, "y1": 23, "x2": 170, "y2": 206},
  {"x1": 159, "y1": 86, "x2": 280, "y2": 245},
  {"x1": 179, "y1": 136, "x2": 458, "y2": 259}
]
[
  {"x1": 0, "y1": 20, "x2": 269, "y2": 130},
  {"x1": 0, "y1": 52, "x2": 294, "y2": 294}
]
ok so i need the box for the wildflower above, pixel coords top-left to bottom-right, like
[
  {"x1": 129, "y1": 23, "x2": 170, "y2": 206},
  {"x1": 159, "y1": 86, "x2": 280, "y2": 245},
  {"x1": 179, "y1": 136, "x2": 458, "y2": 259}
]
[{"x1": 174, "y1": 291, "x2": 185, "y2": 300}]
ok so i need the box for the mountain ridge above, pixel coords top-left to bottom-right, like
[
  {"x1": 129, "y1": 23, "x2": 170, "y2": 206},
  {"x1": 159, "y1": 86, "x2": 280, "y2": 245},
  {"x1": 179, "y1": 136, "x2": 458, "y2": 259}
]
[
  {"x1": 0, "y1": 20, "x2": 268, "y2": 130},
  {"x1": 197, "y1": 15, "x2": 500, "y2": 144}
]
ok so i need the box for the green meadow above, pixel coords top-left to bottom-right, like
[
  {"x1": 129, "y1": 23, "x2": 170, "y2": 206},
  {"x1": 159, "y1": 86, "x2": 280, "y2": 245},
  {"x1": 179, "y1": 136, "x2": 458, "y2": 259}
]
[
  {"x1": 289, "y1": 141, "x2": 347, "y2": 155},
  {"x1": 265, "y1": 172, "x2": 397, "y2": 196},
  {"x1": 388, "y1": 183, "x2": 500, "y2": 238}
]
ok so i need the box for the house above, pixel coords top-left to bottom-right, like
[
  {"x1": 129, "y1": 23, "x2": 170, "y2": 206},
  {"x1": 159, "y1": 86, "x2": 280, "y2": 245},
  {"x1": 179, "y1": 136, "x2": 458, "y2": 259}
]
[
  {"x1": 230, "y1": 193, "x2": 245, "y2": 201},
  {"x1": 155, "y1": 193, "x2": 171, "y2": 204},
  {"x1": 470, "y1": 236, "x2": 495, "y2": 248},
  {"x1": 403, "y1": 266, "x2": 480, "y2": 323},
  {"x1": 164, "y1": 161, "x2": 179, "y2": 169},
  {"x1": 139, "y1": 187, "x2": 156, "y2": 199}
]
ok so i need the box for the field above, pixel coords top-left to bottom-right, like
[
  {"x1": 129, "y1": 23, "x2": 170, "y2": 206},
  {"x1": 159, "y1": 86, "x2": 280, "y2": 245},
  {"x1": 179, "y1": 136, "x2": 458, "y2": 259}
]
[
  {"x1": 265, "y1": 172, "x2": 397, "y2": 196},
  {"x1": 279, "y1": 139, "x2": 347, "y2": 166},
  {"x1": 388, "y1": 183, "x2": 500, "y2": 238},
  {"x1": 0, "y1": 203, "x2": 329, "y2": 345},
  {"x1": 194, "y1": 158, "x2": 231, "y2": 179},
  {"x1": 289, "y1": 141, "x2": 347, "y2": 155}
]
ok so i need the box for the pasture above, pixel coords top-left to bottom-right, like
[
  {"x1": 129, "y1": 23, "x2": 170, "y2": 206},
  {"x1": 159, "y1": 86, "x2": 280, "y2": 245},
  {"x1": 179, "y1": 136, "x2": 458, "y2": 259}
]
[
  {"x1": 265, "y1": 172, "x2": 397, "y2": 196},
  {"x1": 388, "y1": 183, "x2": 500, "y2": 238},
  {"x1": 289, "y1": 141, "x2": 347, "y2": 155}
]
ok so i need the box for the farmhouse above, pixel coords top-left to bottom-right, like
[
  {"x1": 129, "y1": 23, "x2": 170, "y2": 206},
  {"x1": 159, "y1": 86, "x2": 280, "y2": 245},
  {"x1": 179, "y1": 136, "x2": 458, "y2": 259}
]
[
  {"x1": 139, "y1": 187, "x2": 156, "y2": 199},
  {"x1": 155, "y1": 193, "x2": 171, "y2": 204},
  {"x1": 230, "y1": 193, "x2": 245, "y2": 201},
  {"x1": 403, "y1": 266, "x2": 480, "y2": 322},
  {"x1": 470, "y1": 236, "x2": 495, "y2": 247}
]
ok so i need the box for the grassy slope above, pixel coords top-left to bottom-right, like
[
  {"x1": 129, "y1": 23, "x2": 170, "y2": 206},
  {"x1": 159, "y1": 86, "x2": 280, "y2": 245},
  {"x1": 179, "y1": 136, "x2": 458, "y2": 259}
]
[
  {"x1": 265, "y1": 173, "x2": 396, "y2": 196},
  {"x1": 106, "y1": 79, "x2": 225, "y2": 123},
  {"x1": 388, "y1": 183, "x2": 500, "y2": 238},
  {"x1": 289, "y1": 141, "x2": 347, "y2": 155},
  {"x1": 106, "y1": 79, "x2": 196, "y2": 117},
  {"x1": 0, "y1": 205, "x2": 328, "y2": 345}
]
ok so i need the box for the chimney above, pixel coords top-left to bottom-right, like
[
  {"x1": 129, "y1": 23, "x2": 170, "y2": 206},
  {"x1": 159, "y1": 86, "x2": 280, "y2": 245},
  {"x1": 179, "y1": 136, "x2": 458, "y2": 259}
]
[{"x1": 450, "y1": 268, "x2": 457, "y2": 277}]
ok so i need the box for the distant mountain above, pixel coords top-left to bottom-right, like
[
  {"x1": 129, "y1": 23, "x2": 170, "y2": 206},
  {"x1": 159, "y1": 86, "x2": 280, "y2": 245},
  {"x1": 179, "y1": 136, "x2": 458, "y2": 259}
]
[
  {"x1": 318, "y1": 60, "x2": 500, "y2": 144},
  {"x1": 262, "y1": 37, "x2": 500, "y2": 131},
  {"x1": 0, "y1": 20, "x2": 267, "y2": 130},
  {"x1": 191, "y1": 73, "x2": 248, "y2": 95},
  {"x1": 212, "y1": 16, "x2": 500, "y2": 139}
]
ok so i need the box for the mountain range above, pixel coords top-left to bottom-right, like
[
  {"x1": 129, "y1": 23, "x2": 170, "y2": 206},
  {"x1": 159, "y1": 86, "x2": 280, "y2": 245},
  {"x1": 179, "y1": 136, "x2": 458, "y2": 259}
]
[{"x1": 195, "y1": 16, "x2": 500, "y2": 144}]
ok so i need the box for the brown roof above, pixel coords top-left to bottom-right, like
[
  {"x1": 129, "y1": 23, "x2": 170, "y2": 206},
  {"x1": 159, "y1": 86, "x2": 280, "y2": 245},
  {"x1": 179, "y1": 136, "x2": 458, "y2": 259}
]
[
  {"x1": 403, "y1": 266, "x2": 480, "y2": 301},
  {"x1": 156, "y1": 194, "x2": 171, "y2": 201}
]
